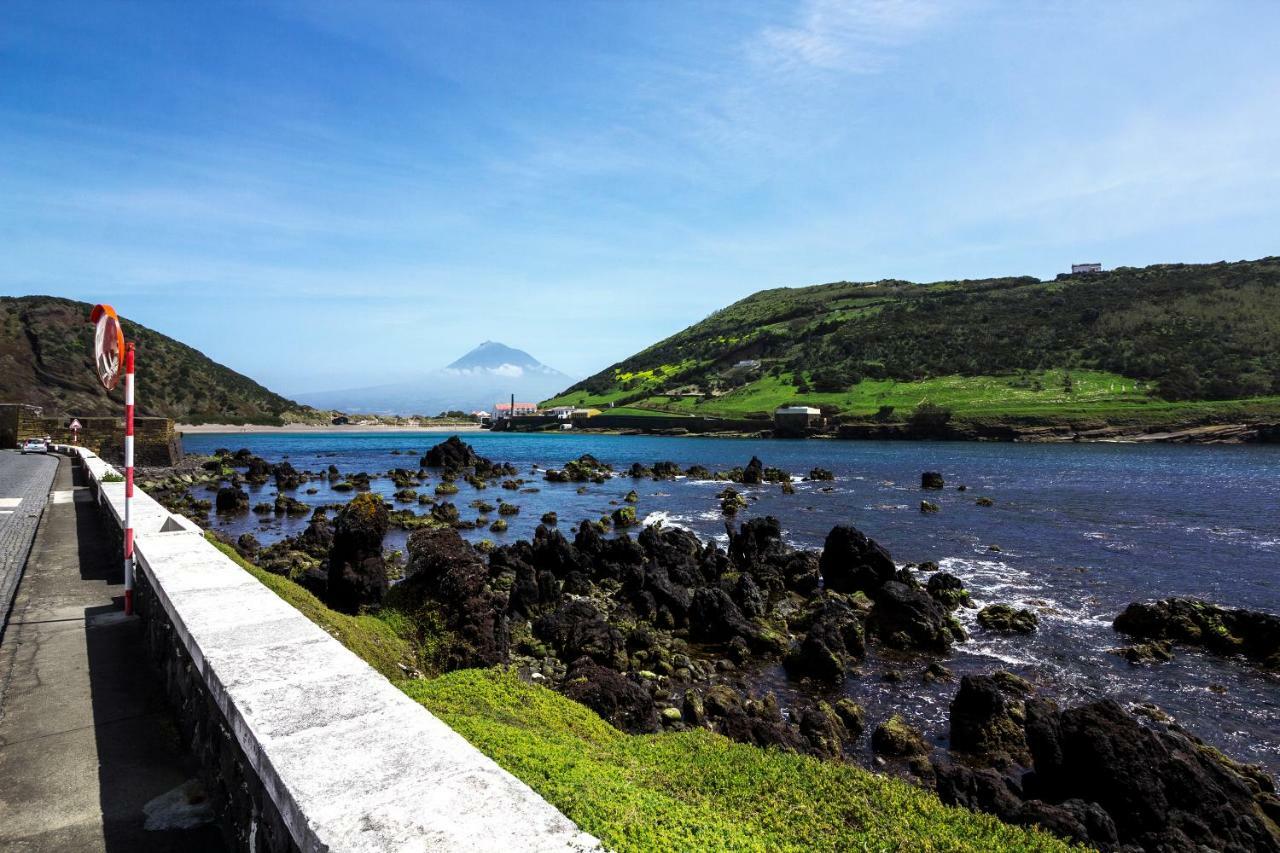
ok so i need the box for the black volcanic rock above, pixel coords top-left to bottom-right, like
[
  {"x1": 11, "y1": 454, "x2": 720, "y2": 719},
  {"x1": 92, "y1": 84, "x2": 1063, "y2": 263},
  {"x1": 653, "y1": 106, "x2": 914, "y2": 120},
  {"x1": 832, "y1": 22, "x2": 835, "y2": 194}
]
[
  {"x1": 326, "y1": 492, "x2": 389, "y2": 613},
  {"x1": 1114, "y1": 598, "x2": 1280, "y2": 670},
  {"x1": 397, "y1": 527, "x2": 509, "y2": 669},
  {"x1": 561, "y1": 658, "x2": 658, "y2": 733},
  {"x1": 421, "y1": 436, "x2": 486, "y2": 471},
  {"x1": 977, "y1": 604, "x2": 1039, "y2": 634},
  {"x1": 783, "y1": 596, "x2": 866, "y2": 682},
  {"x1": 869, "y1": 581, "x2": 962, "y2": 652},
  {"x1": 935, "y1": 686, "x2": 1280, "y2": 852},
  {"x1": 949, "y1": 674, "x2": 1032, "y2": 765},
  {"x1": 214, "y1": 485, "x2": 249, "y2": 514},
  {"x1": 534, "y1": 599, "x2": 626, "y2": 671},
  {"x1": 820, "y1": 525, "x2": 896, "y2": 594}
]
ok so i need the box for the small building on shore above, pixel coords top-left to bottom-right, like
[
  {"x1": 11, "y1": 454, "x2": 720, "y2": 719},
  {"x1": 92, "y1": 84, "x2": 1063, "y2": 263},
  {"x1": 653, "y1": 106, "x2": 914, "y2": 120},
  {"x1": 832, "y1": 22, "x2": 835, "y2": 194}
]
[
  {"x1": 546, "y1": 406, "x2": 576, "y2": 419},
  {"x1": 774, "y1": 405, "x2": 823, "y2": 435},
  {"x1": 496, "y1": 402, "x2": 539, "y2": 417}
]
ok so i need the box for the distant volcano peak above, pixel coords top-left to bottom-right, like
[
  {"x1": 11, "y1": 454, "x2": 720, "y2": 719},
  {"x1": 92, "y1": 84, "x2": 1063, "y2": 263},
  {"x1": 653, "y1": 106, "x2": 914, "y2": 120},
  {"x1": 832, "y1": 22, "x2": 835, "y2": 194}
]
[
  {"x1": 446, "y1": 341, "x2": 544, "y2": 371},
  {"x1": 297, "y1": 341, "x2": 572, "y2": 415}
]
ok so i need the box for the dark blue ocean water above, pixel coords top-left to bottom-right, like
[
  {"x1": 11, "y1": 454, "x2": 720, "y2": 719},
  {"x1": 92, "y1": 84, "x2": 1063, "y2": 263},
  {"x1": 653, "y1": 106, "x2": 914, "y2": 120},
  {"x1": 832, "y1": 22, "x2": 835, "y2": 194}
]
[{"x1": 184, "y1": 431, "x2": 1280, "y2": 773}]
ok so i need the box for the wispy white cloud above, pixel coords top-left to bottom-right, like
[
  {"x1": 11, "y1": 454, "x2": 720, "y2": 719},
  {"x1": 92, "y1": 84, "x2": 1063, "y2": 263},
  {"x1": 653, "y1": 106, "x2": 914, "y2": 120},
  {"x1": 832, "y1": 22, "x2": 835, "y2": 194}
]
[{"x1": 753, "y1": 0, "x2": 955, "y2": 76}]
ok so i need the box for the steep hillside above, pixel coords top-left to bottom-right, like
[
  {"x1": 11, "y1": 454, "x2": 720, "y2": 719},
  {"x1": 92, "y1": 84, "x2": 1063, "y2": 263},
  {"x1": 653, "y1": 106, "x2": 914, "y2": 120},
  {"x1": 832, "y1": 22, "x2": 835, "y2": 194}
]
[
  {"x1": 0, "y1": 295, "x2": 316, "y2": 424},
  {"x1": 546, "y1": 258, "x2": 1280, "y2": 425}
]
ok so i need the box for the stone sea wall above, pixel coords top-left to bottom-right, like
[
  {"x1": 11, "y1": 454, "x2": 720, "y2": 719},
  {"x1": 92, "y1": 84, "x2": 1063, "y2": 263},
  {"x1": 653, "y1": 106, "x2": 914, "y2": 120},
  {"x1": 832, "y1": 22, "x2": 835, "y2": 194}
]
[
  {"x1": 1, "y1": 404, "x2": 181, "y2": 464},
  {"x1": 64, "y1": 445, "x2": 599, "y2": 853}
]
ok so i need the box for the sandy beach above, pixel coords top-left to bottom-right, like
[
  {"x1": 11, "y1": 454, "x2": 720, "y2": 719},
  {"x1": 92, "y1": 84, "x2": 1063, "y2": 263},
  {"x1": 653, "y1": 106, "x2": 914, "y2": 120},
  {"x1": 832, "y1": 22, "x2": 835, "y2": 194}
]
[{"x1": 178, "y1": 422, "x2": 482, "y2": 435}]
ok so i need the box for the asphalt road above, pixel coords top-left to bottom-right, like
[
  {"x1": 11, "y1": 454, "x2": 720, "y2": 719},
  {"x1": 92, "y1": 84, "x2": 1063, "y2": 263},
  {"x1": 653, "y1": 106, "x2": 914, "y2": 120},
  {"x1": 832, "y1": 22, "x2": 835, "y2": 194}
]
[{"x1": 0, "y1": 449, "x2": 58, "y2": 636}]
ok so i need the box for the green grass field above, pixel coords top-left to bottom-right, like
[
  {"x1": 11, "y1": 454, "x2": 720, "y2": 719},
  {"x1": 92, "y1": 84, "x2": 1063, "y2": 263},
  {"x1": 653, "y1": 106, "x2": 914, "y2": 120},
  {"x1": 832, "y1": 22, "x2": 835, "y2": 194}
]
[
  {"x1": 546, "y1": 370, "x2": 1280, "y2": 427},
  {"x1": 210, "y1": 535, "x2": 1074, "y2": 851}
]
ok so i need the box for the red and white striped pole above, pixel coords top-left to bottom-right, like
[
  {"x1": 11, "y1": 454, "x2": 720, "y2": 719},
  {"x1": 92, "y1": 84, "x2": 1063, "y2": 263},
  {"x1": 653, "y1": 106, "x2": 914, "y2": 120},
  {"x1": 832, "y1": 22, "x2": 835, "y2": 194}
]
[{"x1": 123, "y1": 342, "x2": 136, "y2": 615}]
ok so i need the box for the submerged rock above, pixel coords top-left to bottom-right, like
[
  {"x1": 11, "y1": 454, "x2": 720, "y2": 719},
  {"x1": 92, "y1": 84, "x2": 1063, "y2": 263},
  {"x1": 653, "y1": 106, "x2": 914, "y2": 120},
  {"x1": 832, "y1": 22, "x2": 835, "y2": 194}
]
[{"x1": 1108, "y1": 640, "x2": 1175, "y2": 665}]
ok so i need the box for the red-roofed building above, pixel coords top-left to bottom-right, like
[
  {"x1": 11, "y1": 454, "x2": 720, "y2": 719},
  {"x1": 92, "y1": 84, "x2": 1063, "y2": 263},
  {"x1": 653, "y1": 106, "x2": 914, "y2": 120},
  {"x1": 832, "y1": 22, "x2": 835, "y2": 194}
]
[{"x1": 496, "y1": 402, "x2": 539, "y2": 416}]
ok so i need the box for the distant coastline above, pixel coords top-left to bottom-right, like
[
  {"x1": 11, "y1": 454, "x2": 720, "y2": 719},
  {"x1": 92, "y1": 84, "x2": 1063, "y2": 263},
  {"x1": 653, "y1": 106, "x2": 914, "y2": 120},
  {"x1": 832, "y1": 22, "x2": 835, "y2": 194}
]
[{"x1": 178, "y1": 422, "x2": 483, "y2": 435}]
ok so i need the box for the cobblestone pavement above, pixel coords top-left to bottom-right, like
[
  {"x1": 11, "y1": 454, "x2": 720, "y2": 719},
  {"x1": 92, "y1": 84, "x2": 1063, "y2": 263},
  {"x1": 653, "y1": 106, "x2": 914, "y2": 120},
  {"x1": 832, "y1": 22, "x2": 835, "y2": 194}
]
[{"x1": 0, "y1": 450, "x2": 58, "y2": 637}]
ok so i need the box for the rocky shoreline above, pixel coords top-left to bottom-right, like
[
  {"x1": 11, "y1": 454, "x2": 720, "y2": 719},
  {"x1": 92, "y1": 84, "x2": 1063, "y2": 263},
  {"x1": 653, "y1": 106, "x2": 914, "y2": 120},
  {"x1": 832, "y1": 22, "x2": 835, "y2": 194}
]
[{"x1": 154, "y1": 438, "x2": 1280, "y2": 851}]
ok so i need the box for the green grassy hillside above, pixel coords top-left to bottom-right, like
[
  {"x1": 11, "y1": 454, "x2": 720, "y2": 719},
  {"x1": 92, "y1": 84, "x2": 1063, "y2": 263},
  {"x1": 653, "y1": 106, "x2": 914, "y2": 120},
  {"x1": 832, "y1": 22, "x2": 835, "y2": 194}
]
[
  {"x1": 545, "y1": 259, "x2": 1280, "y2": 425},
  {"x1": 1, "y1": 295, "x2": 318, "y2": 424}
]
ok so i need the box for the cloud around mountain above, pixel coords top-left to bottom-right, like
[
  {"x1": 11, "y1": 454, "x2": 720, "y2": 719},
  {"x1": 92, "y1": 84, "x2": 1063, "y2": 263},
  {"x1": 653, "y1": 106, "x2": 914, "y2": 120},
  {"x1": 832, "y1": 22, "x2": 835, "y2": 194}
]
[{"x1": 297, "y1": 341, "x2": 574, "y2": 415}]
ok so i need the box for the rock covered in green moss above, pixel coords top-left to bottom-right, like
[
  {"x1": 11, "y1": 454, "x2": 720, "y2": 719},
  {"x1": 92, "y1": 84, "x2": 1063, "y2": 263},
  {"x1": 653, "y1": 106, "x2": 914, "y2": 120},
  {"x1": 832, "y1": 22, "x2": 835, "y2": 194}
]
[
  {"x1": 948, "y1": 673, "x2": 1032, "y2": 765},
  {"x1": 1109, "y1": 639, "x2": 1175, "y2": 664},
  {"x1": 926, "y1": 572, "x2": 971, "y2": 610},
  {"x1": 977, "y1": 604, "x2": 1039, "y2": 634},
  {"x1": 326, "y1": 492, "x2": 390, "y2": 613},
  {"x1": 718, "y1": 487, "x2": 748, "y2": 515},
  {"x1": 872, "y1": 714, "x2": 928, "y2": 758},
  {"x1": 274, "y1": 494, "x2": 309, "y2": 516},
  {"x1": 1113, "y1": 597, "x2": 1280, "y2": 669}
]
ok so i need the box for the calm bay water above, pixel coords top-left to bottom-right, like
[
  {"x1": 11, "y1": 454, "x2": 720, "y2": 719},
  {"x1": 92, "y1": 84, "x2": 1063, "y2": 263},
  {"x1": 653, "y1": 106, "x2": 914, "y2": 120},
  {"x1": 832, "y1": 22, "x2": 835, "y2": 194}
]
[{"x1": 184, "y1": 431, "x2": 1280, "y2": 774}]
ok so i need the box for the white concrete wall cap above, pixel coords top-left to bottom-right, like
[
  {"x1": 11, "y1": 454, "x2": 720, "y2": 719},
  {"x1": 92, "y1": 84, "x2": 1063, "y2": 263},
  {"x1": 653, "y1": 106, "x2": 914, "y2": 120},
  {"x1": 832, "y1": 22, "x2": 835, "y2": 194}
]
[{"x1": 73, "y1": 449, "x2": 600, "y2": 852}]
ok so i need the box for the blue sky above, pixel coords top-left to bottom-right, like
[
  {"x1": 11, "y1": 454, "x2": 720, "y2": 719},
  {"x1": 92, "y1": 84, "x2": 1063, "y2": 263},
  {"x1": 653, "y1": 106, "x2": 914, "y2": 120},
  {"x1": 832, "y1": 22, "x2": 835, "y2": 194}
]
[{"x1": 3, "y1": 1, "x2": 1279, "y2": 394}]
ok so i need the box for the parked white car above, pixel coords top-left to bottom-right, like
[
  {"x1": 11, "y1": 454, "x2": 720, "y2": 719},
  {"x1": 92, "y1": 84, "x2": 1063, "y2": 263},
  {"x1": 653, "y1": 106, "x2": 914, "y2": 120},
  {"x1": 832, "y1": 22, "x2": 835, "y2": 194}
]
[{"x1": 21, "y1": 437, "x2": 48, "y2": 454}]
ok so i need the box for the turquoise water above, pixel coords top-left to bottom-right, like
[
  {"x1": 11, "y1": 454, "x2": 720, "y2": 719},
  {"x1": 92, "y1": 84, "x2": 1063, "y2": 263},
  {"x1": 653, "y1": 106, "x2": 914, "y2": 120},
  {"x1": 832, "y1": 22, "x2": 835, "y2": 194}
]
[{"x1": 184, "y1": 431, "x2": 1280, "y2": 773}]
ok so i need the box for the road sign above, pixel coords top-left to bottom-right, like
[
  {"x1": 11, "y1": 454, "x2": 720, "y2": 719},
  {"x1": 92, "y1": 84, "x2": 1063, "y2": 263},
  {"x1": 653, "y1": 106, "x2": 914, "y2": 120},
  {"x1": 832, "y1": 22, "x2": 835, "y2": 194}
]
[
  {"x1": 89, "y1": 304, "x2": 125, "y2": 390},
  {"x1": 69, "y1": 419, "x2": 82, "y2": 430}
]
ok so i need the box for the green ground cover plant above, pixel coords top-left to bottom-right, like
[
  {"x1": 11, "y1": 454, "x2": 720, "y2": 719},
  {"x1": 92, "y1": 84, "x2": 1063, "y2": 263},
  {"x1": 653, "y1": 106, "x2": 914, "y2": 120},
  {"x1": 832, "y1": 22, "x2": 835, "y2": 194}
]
[{"x1": 210, "y1": 534, "x2": 1075, "y2": 851}]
